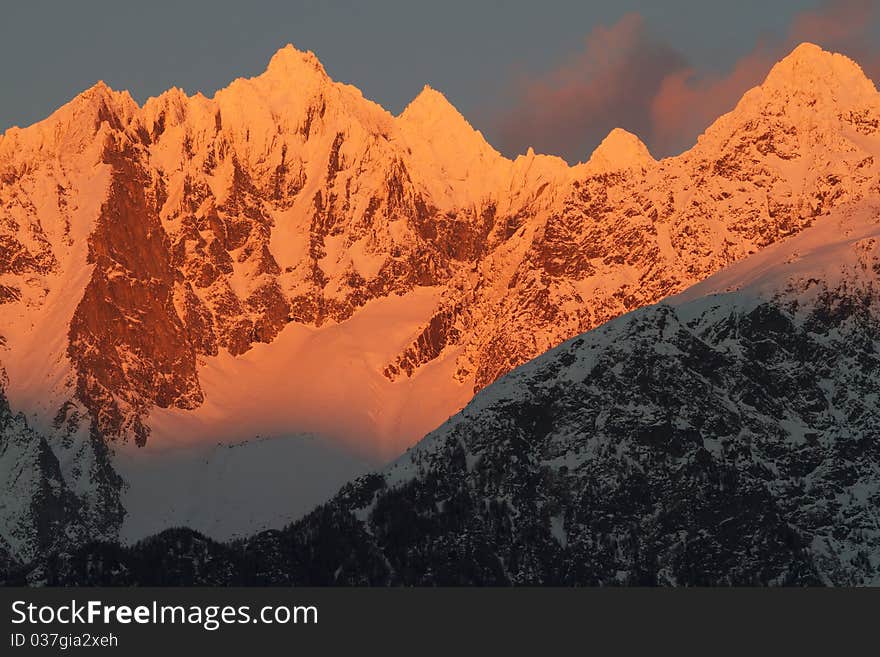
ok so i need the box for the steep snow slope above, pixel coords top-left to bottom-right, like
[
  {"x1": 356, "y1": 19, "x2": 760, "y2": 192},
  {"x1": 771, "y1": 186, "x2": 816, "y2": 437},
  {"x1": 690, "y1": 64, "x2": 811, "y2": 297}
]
[
  {"x1": 118, "y1": 287, "x2": 473, "y2": 542},
  {"x1": 144, "y1": 287, "x2": 469, "y2": 458}
]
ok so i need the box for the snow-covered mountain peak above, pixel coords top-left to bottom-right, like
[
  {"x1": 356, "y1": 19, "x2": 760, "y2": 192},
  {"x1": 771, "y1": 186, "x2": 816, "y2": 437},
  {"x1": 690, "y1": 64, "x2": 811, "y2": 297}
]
[
  {"x1": 765, "y1": 42, "x2": 873, "y2": 90},
  {"x1": 399, "y1": 84, "x2": 465, "y2": 123},
  {"x1": 84, "y1": 79, "x2": 111, "y2": 95},
  {"x1": 140, "y1": 86, "x2": 195, "y2": 130},
  {"x1": 211, "y1": 43, "x2": 395, "y2": 151},
  {"x1": 398, "y1": 83, "x2": 496, "y2": 152},
  {"x1": 689, "y1": 42, "x2": 880, "y2": 166},
  {"x1": 65, "y1": 80, "x2": 136, "y2": 117},
  {"x1": 264, "y1": 43, "x2": 328, "y2": 81},
  {"x1": 217, "y1": 43, "x2": 335, "y2": 110},
  {"x1": 398, "y1": 83, "x2": 509, "y2": 203},
  {"x1": 0, "y1": 79, "x2": 136, "y2": 162},
  {"x1": 583, "y1": 127, "x2": 654, "y2": 172}
]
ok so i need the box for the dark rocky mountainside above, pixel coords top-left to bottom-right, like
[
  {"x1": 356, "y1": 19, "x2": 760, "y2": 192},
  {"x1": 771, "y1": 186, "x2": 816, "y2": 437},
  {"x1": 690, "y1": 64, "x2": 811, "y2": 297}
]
[{"x1": 0, "y1": 380, "x2": 122, "y2": 582}]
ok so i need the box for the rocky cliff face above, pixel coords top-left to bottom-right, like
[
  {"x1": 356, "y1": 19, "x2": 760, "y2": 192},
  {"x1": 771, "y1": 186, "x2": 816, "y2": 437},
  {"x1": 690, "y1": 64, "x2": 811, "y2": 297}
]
[
  {"x1": 39, "y1": 201, "x2": 880, "y2": 586},
  {"x1": 446, "y1": 44, "x2": 880, "y2": 392}
]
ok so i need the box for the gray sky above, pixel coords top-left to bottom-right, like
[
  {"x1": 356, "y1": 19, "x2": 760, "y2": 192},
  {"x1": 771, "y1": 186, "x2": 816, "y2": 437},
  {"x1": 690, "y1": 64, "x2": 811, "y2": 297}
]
[{"x1": 2, "y1": 1, "x2": 878, "y2": 160}]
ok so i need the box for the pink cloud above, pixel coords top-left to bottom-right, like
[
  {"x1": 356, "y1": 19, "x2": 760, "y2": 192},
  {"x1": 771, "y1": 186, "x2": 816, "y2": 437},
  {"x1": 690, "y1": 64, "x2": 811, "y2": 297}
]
[
  {"x1": 649, "y1": 45, "x2": 777, "y2": 156},
  {"x1": 789, "y1": 0, "x2": 880, "y2": 79},
  {"x1": 790, "y1": 0, "x2": 876, "y2": 45},
  {"x1": 495, "y1": 13, "x2": 687, "y2": 163}
]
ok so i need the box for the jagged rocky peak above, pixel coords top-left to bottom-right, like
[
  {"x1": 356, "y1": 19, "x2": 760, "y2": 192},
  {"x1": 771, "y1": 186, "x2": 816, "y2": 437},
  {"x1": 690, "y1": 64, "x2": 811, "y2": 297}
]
[
  {"x1": 398, "y1": 83, "x2": 500, "y2": 156},
  {"x1": 214, "y1": 42, "x2": 395, "y2": 154},
  {"x1": 265, "y1": 42, "x2": 329, "y2": 79},
  {"x1": 52, "y1": 80, "x2": 139, "y2": 130},
  {"x1": 398, "y1": 84, "x2": 510, "y2": 203},
  {"x1": 688, "y1": 42, "x2": 880, "y2": 167},
  {"x1": 0, "y1": 79, "x2": 137, "y2": 159},
  {"x1": 140, "y1": 86, "x2": 195, "y2": 129},
  {"x1": 216, "y1": 43, "x2": 334, "y2": 111},
  {"x1": 139, "y1": 45, "x2": 332, "y2": 143},
  {"x1": 399, "y1": 84, "x2": 469, "y2": 126},
  {"x1": 711, "y1": 41, "x2": 879, "y2": 131},
  {"x1": 583, "y1": 127, "x2": 654, "y2": 172}
]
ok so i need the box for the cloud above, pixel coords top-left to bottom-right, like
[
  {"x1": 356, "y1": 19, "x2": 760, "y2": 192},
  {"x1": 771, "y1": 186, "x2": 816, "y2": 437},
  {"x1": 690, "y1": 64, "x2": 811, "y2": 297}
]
[
  {"x1": 494, "y1": 14, "x2": 687, "y2": 163},
  {"x1": 789, "y1": 0, "x2": 880, "y2": 77},
  {"x1": 648, "y1": 43, "x2": 778, "y2": 157},
  {"x1": 491, "y1": 1, "x2": 880, "y2": 162},
  {"x1": 790, "y1": 0, "x2": 876, "y2": 46}
]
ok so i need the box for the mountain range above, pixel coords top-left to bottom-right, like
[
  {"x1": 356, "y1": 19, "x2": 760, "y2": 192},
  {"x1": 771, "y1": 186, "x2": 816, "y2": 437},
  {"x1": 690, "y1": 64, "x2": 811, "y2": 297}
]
[{"x1": 2, "y1": 42, "x2": 880, "y2": 583}]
